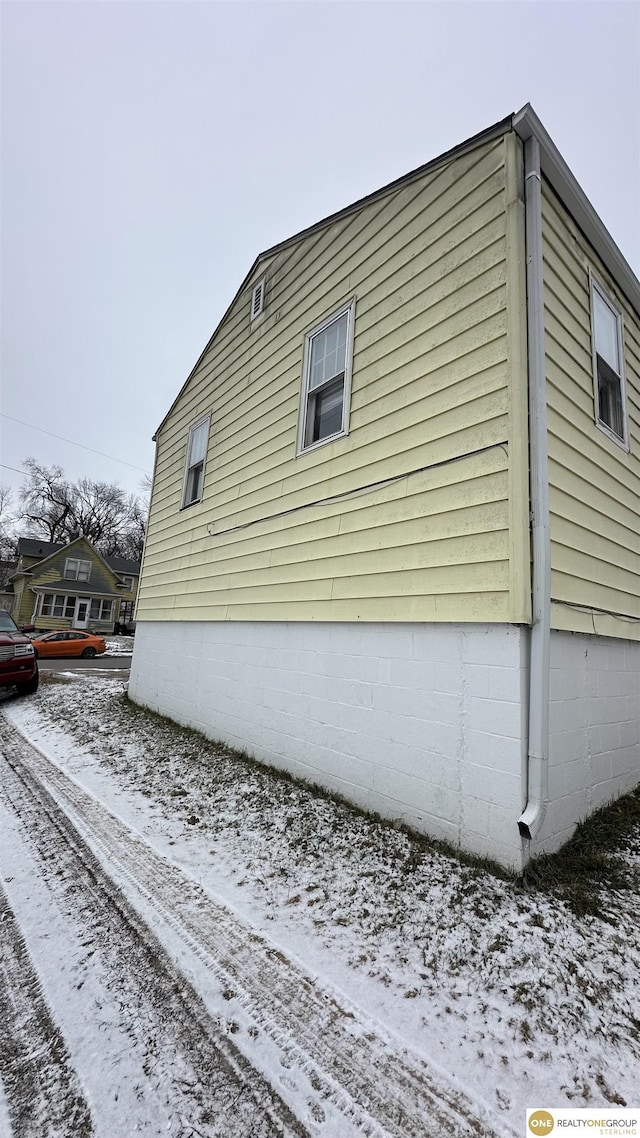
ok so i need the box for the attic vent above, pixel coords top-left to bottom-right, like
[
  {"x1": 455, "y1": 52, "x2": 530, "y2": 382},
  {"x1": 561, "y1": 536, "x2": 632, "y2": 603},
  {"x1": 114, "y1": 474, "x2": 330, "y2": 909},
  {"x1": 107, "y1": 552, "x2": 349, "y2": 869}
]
[{"x1": 251, "y1": 278, "x2": 265, "y2": 321}]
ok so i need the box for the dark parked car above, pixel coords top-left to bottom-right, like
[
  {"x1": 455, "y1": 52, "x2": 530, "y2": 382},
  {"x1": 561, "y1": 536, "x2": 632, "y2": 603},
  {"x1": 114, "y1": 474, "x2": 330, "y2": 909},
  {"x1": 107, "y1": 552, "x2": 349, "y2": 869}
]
[{"x1": 0, "y1": 610, "x2": 39, "y2": 695}]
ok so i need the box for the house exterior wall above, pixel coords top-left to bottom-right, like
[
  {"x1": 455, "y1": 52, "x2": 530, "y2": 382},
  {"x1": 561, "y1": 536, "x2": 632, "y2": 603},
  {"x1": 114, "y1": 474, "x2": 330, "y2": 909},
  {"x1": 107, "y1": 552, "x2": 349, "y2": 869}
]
[
  {"x1": 541, "y1": 180, "x2": 640, "y2": 641},
  {"x1": 11, "y1": 578, "x2": 30, "y2": 626},
  {"x1": 128, "y1": 619, "x2": 529, "y2": 869},
  {"x1": 130, "y1": 120, "x2": 638, "y2": 869},
  {"x1": 32, "y1": 542, "x2": 118, "y2": 596},
  {"x1": 137, "y1": 131, "x2": 530, "y2": 627},
  {"x1": 536, "y1": 631, "x2": 640, "y2": 855}
]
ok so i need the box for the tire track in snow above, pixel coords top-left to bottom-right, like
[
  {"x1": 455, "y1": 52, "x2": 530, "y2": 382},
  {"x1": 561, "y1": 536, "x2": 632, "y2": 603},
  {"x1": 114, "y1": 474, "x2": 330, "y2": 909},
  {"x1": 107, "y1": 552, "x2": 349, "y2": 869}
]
[
  {"x1": 0, "y1": 731, "x2": 310, "y2": 1138},
  {"x1": 0, "y1": 882, "x2": 93, "y2": 1138},
  {"x1": 1, "y1": 715, "x2": 510, "y2": 1138}
]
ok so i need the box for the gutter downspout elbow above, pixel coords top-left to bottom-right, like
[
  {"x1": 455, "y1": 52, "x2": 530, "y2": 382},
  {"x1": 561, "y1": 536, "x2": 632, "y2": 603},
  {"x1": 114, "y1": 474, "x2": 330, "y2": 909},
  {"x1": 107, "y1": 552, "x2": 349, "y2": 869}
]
[{"x1": 518, "y1": 134, "x2": 551, "y2": 846}]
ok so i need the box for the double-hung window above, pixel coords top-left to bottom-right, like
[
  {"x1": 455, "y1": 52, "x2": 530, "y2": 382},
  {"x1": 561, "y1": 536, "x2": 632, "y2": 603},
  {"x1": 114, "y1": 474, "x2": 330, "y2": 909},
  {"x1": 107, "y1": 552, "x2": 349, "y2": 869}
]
[
  {"x1": 298, "y1": 300, "x2": 355, "y2": 453},
  {"x1": 182, "y1": 416, "x2": 210, "y2": 507},
  {"x1": 590, "y1": 274, "x2": 629, "y2": 448},
  {"x1": 65, "y1": 558, "x2": 91, "y2": 582}
]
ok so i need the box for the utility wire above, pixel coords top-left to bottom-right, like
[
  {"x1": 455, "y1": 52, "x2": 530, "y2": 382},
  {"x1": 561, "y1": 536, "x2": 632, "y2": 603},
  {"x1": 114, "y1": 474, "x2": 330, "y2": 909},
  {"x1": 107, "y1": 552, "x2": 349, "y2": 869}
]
[
  {"x1": 0, "y1": 413, "x2": 151, "y2": 475},
  {"x1": 0, "y1": 464, "x2": 30, "y2": 478},
  {"x1": 551, "y1": 598, "x2": 640, "y2": 623}
]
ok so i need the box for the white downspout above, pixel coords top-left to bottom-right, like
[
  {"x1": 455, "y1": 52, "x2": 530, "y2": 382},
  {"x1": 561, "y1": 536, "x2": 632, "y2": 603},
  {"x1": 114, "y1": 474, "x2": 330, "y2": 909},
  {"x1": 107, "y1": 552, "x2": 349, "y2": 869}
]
[{"x1": 518, "y1": 134, "x2": 551, "y2": 844}]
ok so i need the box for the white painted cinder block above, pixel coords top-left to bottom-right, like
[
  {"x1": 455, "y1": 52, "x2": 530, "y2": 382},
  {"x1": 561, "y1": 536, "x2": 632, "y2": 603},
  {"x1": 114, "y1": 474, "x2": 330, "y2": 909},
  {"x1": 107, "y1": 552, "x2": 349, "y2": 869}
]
[
  {"x1": 128, "y1": 622, "x2": 639, "y2": 870},
  {"x1": 130, "y1": 621, "x2": 529, "y2": 869},
  {"x1": 536, "y1": 631, "x2": 640, "y2": 858}
]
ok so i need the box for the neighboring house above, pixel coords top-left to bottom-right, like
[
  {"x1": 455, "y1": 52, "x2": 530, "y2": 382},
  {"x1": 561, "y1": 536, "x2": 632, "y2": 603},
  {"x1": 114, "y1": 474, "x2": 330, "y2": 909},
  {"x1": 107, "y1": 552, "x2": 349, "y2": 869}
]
[
  {"x1": 10, "y1": 537, "x2": 141, "y2": 634},
  {"x1": 129, "y1": 104, "x2": 639, "y2": 871}
]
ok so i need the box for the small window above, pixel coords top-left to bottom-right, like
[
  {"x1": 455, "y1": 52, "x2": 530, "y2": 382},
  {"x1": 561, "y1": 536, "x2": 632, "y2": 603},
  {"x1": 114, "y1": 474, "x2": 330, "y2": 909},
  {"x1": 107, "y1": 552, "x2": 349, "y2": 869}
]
[
  {"x1": 119, "y1": 575, "x2": 133, "y2": 589},
  {"x1": 251, "y1": 278, "x2": 265, "y2": 321},
  {"x1": 182, "y1": 416, "x2": 210, "y2": 507},
  {"x1": 65, "y1": 558, "x2": 91, "y2": 582},
  {"x1": 298, "y1": 300, "x2": 355, "y2": 453},
  {"x1": 590, "y1": 275, "x2": 628, "y2": 448}
]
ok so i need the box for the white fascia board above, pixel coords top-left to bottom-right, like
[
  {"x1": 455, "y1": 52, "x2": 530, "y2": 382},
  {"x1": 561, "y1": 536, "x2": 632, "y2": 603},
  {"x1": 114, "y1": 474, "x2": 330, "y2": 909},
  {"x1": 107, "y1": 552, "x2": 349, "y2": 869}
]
[{"x1": 513, "y1": 104, "x2": 640, "y2": 317}]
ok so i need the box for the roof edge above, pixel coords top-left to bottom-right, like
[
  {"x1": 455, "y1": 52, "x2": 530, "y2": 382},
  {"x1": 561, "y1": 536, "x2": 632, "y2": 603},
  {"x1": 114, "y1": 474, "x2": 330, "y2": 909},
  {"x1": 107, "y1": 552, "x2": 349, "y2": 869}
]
[
  {"x1": 256, "y1": 114, "x2": 514, "y2": 264},
  {"x1": 15, "y1": 535, "x2": 121, "y2": 583},
  {"x1": 513, "y1": 103, "x2": 640, "y2": 315},
  {"x1": 154, "y1": 104, "x2": 640, "y2": 444},
  {"x1": 152, "y1": 114, "x2": 514, "y2": 441}
]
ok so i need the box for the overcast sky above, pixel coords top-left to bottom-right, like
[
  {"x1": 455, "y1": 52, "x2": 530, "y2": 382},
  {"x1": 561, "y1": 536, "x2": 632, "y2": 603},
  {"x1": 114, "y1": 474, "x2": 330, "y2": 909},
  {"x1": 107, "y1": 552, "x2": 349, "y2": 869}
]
[{"x1": 2, "y1": 1, "x2": 639, "y2": 507}]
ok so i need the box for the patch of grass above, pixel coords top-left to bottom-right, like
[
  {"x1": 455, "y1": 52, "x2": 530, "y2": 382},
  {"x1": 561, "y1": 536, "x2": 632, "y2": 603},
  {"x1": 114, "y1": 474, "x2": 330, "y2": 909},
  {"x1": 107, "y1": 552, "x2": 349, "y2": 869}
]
[
  {"x1": 121, "y1": 691, "x2": 515, "y2": 883},
  {"x1": 39, "y1": 672, "x2": 76, "y2": 686},
  {"x1": 67, "y1": 685, "x2": 640, "y2": 927},
  {"x1": 521, "y1": 787, "x2": 640, "y2": 919}
]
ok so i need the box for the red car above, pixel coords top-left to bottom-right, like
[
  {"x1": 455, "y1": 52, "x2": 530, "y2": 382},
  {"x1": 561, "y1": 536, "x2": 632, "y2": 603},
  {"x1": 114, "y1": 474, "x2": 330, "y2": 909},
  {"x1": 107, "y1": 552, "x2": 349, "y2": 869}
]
[
  {"x1": 32, "y1": 630, "x2": 107, "y2": 659},
  {"x1": 0, "y1": 610, "x2": 39, "y2": 694}
]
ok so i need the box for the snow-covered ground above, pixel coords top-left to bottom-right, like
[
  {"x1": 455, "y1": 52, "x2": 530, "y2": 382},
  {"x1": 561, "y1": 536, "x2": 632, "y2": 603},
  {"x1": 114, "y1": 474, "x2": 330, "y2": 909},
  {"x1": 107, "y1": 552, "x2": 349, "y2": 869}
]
[
  {"x1": 103, "y1": 636, "x2": 135, "y2": 657},
  {"x1": 1, "y1": 672, "x2": 638, "y2": 1137}
]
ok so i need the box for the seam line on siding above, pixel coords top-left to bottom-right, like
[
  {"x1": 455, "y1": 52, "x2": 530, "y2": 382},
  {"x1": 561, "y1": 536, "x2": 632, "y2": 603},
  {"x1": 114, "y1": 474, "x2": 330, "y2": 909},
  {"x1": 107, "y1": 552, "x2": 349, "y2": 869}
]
[{"x1": 206, "y1": 441, "x2": 509, "y2": 539}]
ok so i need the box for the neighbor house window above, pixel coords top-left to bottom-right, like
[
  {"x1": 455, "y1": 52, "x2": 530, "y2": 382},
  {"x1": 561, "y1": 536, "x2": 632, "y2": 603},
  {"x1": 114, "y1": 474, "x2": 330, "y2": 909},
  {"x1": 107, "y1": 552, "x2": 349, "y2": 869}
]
[
  {"x1": 182, "y1": 416, "x2": 210, "y2": 507},
  {"x1": 298, "y1": 299, "x2": 355, "y2": 453},
  {"x1": 41, "y1": 593, "x2": 76, "y2": 618},
  {"x1": 590, "y1": 275, "x2": 628, "y2": 447},
  {"x1": 65, "y1": 558, "x2": 91, "y2": 582},
  {"x1": 90, "y1": 599, "x2": 113, "y2": 621},
  {"x1": 119, "y1": 575, "x2": 133, "y2": 589}
]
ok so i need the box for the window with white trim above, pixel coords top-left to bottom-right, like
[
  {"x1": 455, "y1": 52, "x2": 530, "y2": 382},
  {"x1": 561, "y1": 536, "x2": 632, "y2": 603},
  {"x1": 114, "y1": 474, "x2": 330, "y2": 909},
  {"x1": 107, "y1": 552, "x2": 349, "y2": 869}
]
[
  {"x1": 41, "y1": 593, "x2": 76, "y2": 618},
  {"x1": 65, "y1": 557, "x2": 91, "y2": 582},
  {"x1": 90, "y1": 599, "x2": 113, "y2": 621},
  {"x1": 298, "y1": 300, "x2": 355, "y2": 452},
  {"x1": 119, "y1": 575, "x2": 133, "y2": 589},
  {"x1": 251, "y1": 278, "x2": 265, "y2": 321},
  {"x1": 590, "y1": 275, "x2": 628, "y2": 447},
  {"x1": 182, "y1": 416, "x2": 210, "y2": 507}
]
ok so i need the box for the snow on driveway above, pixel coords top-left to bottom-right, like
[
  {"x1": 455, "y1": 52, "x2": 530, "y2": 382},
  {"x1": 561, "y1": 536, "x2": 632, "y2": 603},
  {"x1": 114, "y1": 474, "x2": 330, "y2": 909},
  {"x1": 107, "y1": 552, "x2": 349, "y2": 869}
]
[
  {"x1": 1, "y1": 674, "x2": 638, "y2": 1137},
  {"x1": 0, "y1": 753, "x2": 299, "y2": 1138}
]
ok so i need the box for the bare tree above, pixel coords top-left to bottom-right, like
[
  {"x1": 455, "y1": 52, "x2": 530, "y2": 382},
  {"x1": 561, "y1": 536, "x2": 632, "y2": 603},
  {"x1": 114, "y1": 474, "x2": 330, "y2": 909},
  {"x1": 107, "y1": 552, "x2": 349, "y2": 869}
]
[
  {"x1": 18, "y1": 460, "x2": 147, "y2": 561},
  {"x1": 117, "y1": 496, "x2": 147, "y2": 561},
  {"x1": 19, "y1": 460, "x2": 73, "y2": 543},
  {"x1": 0, "y1": 485, "x2": 18, "y2": 588}
]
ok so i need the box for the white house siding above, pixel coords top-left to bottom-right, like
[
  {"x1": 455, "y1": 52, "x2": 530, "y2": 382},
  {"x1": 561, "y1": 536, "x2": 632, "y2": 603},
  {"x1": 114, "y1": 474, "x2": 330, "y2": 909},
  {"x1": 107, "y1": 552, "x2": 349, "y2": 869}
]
[
  {"x1": 541, "y1": 180, "x2": 640, "y2": 642},
  {"x1": 129, "y1": 620, "x2": 529, "y2": 870},
  {"x1": 534, "y1": 631, "x2": 640, "y2": 857},
  {"x1": 137, "y1": 132, "x2": 530, "y2": 627}
]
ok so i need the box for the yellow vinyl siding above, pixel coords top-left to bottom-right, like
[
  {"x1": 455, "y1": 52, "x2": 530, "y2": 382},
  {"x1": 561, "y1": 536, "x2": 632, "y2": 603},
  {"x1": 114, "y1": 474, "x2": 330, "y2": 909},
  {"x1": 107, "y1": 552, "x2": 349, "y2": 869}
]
[
  {"x1": 139, "y1": 133, "x2": 530, "y2": 624},
  {"x1": 11, "y1": 580, "x2": 32, "y2": 626},
  {"x1": 33, "y1": 617, "x2": 70, "y2": 633},
  {"x1": 542, "y1": 180, "x2": 640, "y2": 640}
]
